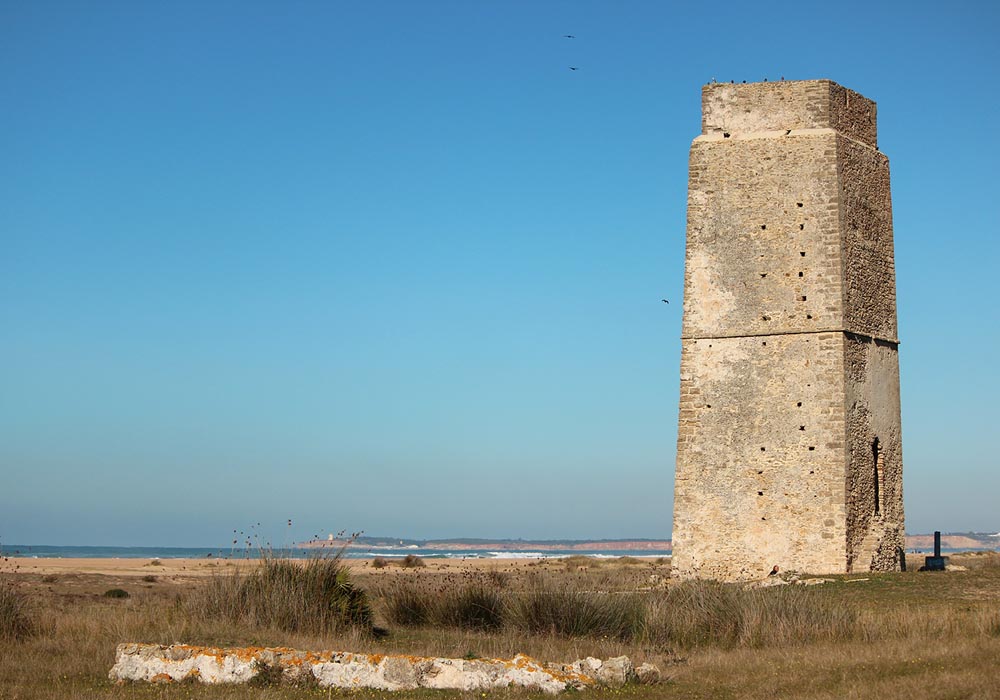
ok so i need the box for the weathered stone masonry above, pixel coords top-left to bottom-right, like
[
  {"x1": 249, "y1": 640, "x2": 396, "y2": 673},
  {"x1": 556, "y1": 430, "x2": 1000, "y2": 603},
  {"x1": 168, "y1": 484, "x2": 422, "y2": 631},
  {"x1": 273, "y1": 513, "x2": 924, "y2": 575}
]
[{"x1": 672, "y1": 80, "x2": 904, "y2": 580}]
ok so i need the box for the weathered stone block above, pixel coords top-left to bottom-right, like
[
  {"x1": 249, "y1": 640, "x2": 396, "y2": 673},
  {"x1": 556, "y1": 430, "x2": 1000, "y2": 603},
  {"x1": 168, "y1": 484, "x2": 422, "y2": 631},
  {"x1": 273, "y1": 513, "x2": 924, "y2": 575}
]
[{"x1": 109, "y1": 643, "x2": 653, "y2": 694}]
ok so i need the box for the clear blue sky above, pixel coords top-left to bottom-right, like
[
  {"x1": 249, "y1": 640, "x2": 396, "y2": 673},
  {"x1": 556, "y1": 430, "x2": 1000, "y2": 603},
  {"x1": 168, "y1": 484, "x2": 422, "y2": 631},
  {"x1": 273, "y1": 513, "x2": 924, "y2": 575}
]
[{"x1": 2, "y1": 0, "x2": 998, "y2": 547}]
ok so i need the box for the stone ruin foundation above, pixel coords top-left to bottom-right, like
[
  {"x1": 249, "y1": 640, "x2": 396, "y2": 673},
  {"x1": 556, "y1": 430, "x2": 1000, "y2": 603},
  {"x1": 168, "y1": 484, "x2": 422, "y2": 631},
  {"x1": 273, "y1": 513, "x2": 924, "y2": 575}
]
[{"x1": 109, "y1": 643, "x2": 659, "y2": 694}]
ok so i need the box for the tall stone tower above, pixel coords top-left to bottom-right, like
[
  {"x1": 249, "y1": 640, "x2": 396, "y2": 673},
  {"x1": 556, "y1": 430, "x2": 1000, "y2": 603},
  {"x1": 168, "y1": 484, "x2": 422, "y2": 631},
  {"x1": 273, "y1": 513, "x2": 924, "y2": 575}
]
[{"x1": 672, "y1": 80, "x2": 904, "y2": 580}]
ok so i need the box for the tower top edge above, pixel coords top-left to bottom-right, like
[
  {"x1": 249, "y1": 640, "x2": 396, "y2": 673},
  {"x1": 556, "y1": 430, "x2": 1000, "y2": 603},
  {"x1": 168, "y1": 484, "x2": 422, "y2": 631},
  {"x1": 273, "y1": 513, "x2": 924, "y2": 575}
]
[{"x1": 701, "y1": 79, "x2": 878, "y2": 148}]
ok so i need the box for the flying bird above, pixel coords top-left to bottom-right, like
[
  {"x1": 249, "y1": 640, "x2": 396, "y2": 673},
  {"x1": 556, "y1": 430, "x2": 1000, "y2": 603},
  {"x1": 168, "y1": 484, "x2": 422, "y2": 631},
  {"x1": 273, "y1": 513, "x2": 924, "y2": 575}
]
[
  {"x1": 661, "y1": 299, "x2": 669, "y2": 304},
  {"x1": 563, "y1": 34, "x2": 575, "y2": 38},
  {"x1": 569, "y1": 66, "x2": 578, "y2": 71}
]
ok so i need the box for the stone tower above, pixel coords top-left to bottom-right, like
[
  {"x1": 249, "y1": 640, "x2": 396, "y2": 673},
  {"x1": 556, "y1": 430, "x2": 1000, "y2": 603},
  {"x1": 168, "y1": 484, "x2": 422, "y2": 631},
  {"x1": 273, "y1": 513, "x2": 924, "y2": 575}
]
[{"x1": 672, "y1": 80, "x2": 904, "y2": 580}]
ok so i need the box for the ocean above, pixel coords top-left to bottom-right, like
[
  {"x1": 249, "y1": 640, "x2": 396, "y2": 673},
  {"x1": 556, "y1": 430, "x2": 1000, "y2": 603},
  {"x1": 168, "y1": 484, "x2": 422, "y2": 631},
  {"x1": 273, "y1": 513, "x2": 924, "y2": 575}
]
[{"x1": 1, "y1": 544, "x2": 673, "y2": 561}]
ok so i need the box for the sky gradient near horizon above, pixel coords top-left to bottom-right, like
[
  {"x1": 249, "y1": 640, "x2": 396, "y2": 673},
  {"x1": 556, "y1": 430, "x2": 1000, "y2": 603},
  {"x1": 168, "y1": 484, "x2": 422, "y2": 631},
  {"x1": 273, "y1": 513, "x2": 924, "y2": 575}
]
[{"x1": 2, "y1": 0, "x2": 999, "y2": 547}]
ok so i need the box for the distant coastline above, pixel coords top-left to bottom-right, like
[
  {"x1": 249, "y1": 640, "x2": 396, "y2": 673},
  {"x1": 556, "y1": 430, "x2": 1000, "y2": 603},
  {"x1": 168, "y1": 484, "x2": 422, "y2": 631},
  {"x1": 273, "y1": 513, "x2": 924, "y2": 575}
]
[
  {"x1": 298, "y1": 532, "x2": 1000, "y2": 553},
  {"x1": 296, "y1": 537, "x2": 672, "y2": 551}
]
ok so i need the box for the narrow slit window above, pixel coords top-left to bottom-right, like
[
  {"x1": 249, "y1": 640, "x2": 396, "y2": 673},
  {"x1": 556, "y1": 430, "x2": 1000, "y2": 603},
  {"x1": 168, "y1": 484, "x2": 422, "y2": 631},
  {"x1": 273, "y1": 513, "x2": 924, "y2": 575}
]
[{"x1": 873, "y1": 437, "x2": 882, "y2": 516}]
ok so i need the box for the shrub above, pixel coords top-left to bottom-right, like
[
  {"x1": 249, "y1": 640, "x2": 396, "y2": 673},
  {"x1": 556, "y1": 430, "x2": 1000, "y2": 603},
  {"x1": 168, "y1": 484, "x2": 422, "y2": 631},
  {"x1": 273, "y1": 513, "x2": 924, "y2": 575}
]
[
  {"x1": 193, "y1": 550, "x2": 373, "y2": 635},
  {"x1": 0, "y1": 582, "x2": 34, "y2": 640},
  {"x1": 382, "y1": 585, "x2": 432, "y2": 626},
  {"x1": 371, "y1": 557, "x2": 388, "y2": 569},
  {"x1": 562, "y1": 555, "x2": 600, "y2": 569},
  {"x1": 103, "y1": 588, "x2": 130, "y2": 599},
  {"x1": 401, "y1": 554, "x2": 425, "y2": 568},
  {"x1": 644, "y1": 580, "x2": 858, "y2": 649},
  {"x1": 380, "y1": 572, "x2": 506, "y2": 631},
  {"x1": 436, "y1": 583, "x2": 505, "y2": 631},
  {"x1": 952, "y1": 551, "x2": 1000, "y2": 570},
  {"x1": 376, "y1": 574, "x2": 857, "y2": 648},
  {"x1": 141, "y1": 575, "x2": 157, "y2": 583},
  {"x1": 380, "y1": 573, "x2": 642, "y2": 639},
  {"x1": 507, "y1": 586, "x2": 645, "y2": 640}
]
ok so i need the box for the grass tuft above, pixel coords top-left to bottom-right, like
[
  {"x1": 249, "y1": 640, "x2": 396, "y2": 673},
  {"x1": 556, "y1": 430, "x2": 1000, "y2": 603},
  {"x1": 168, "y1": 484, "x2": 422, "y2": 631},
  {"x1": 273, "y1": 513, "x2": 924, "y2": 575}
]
[
  {"x1": 437, "y1": 583, "x2": 505, "y2": 631},
  {"x1": 380, "y1": 572, "x2": 644, "y2": 640},
  {"x1": 562, "y1": 555, "x2": 600, "y2": 570},
  {"x1": 379, "y1": 573, "x2": 864, "y2": 647},
  {"x1": 0, "y1": 582, "x2": 34, "y2": 641},
  {"x1": 508, "y1": 585, "x2": 646, "y2": 640},
  {"x1": 192, "y1": 549, "x2": 374, "y2": 635},
  {"x1": 383, "y1": 585, "x2": 432, "y2": 626}
]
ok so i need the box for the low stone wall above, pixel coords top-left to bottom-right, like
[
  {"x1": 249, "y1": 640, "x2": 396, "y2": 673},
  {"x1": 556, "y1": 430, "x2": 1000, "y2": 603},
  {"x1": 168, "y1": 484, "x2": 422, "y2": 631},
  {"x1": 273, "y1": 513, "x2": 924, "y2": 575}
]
[{"x1": 109, "y1": 643, "x2": 656, "y2": 694}]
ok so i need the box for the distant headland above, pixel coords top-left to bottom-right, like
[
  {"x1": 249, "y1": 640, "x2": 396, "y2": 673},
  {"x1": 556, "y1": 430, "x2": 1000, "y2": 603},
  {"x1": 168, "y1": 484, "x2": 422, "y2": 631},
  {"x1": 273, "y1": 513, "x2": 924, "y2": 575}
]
[
  {"x1": 297, "y1": 532, "x2": 1000, "y2": 553},
  {"x1": 297, "y1": 537, "x2": 673, "y2": 551}
]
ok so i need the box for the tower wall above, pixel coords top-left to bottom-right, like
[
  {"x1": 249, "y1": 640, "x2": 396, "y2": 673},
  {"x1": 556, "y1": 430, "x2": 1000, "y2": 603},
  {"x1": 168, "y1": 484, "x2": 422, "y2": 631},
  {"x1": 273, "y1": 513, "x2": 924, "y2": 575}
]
[{"x1": 673, "y1": 80, "x2": 904, "y2": 580}]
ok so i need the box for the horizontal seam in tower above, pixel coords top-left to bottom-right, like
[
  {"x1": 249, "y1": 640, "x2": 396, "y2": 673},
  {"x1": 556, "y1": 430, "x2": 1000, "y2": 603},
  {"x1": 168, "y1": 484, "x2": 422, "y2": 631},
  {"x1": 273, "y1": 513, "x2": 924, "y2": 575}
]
[
  {"x1": 682, "y1": 328, "x2": 899, "y2": 345},
  {"x1": 694, "y1": 128, "x2": 879, "y2": 152}
]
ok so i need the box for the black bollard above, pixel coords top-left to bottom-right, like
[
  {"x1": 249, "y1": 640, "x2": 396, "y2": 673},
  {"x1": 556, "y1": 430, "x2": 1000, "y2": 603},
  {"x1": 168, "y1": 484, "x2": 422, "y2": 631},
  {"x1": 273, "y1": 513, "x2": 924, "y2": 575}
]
[{"x1": 924, "y1": 531, "x2": 948, "y2": 571}]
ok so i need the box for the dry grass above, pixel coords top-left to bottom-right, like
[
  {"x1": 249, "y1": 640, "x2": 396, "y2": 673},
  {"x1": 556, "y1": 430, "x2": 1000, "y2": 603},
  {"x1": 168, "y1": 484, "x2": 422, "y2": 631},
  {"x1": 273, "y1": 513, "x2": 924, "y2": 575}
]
[
  {"x1": 644, "y1": 580, "x2": 859, "y2": 649},
  {"x1": 1, "y1": 554, "x2": 999, "y2": 699},
  {"x1": 378, "y1": 569, "x2": 859, "y2": 648}
]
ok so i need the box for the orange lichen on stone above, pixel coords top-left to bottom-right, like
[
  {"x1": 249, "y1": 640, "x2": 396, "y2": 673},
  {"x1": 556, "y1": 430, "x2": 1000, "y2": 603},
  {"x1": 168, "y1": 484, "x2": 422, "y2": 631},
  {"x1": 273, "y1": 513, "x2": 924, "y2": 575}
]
[{"x1": 111, "y1": 643, "x2": 627, "y2": 693}]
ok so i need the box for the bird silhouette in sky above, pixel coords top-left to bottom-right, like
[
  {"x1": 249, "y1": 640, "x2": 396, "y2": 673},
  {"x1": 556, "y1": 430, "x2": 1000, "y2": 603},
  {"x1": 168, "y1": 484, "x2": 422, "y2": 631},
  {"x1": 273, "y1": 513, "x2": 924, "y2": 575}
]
[
  {"x1": 661, "y1": 299, "x2": 669, "y2": 304},
  {"x1": 569, "y1": 66, "x2": 578, "y2": 71},
  {"x1": 563, "y1": 34, "x2": 575, "y2": 38}
]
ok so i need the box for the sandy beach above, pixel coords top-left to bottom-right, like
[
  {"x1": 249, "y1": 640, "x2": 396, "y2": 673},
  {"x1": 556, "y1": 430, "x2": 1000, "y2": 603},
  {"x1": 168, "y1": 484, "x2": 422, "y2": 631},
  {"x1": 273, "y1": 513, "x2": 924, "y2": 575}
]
[{"x1": 4, "y1": 554, "x2": 591, "y2": 580}]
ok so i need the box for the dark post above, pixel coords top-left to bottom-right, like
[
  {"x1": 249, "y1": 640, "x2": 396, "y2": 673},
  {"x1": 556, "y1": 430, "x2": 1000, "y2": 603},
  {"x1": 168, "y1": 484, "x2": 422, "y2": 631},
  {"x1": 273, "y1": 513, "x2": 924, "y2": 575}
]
[{"x1": 923, "y1": 531, "x2": 948, "y2": 571}]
